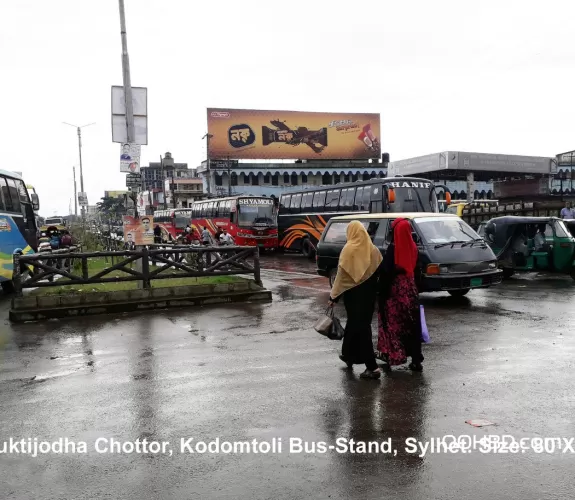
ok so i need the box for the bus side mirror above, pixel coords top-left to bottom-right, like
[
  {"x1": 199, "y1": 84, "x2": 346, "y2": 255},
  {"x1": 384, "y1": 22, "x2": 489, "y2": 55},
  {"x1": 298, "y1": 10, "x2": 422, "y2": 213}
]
[
  {"x1": 31, "y1": 193, "x2": 40, "y2": 211},
  {"x1": 388, "y1": 188, "x2": 396, "y2": 203},
  {"x1": 445, "y1": 192, "x2": 452, "y2": 205}
]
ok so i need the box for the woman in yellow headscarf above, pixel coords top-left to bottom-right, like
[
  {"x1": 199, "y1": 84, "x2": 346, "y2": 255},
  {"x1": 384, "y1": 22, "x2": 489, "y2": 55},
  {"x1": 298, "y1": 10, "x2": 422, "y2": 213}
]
[{"x1": 329, "y1": 221, "x2": 383, "y2": 379}]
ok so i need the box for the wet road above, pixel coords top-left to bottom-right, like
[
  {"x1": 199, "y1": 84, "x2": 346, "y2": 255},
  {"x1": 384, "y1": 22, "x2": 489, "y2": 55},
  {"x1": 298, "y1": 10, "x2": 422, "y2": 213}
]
[{"x1": 1, "y1": 254, "x2": 574, "y2": 499}]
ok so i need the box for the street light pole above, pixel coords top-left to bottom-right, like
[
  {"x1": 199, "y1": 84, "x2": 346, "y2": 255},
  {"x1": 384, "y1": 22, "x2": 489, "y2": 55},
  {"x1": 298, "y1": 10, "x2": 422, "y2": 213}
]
[
  {"x1": 73, "y1": 166, "x2": 78, "y2": 217},
  {"x1": 63, "y1": 122, "x2": 95, "y2": 221}
]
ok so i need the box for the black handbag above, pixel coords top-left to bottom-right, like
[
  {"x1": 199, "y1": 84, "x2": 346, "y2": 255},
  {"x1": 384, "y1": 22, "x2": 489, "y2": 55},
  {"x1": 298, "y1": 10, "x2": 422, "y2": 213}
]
[{"x1": 314, "y1": 307, "x2": 345, "y2": 340}]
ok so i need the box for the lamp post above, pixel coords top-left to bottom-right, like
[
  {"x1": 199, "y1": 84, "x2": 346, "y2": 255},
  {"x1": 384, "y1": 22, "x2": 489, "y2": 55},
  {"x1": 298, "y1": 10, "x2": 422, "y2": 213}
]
[
  {"x1": 63, "y1": 121, "x2": 95, "y2": 220},
  {"x1": 202, "y1": 133, "x2": 213, "y2": 196}
]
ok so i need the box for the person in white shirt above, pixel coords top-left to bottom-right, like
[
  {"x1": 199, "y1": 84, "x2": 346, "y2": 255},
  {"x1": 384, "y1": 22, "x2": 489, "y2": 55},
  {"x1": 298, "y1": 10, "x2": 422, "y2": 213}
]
[
  {"x1": 560, "y1": 201, "x2": 574, "y2": 219},
  {"x1": 220, "y1": 229, "x2": 234, "y2": 245}
]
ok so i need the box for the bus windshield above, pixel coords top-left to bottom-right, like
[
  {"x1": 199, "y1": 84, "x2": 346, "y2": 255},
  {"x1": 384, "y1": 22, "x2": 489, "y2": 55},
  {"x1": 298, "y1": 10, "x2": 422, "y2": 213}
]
[
  {"x1": 45, "y1": 217, "x2": 64, "y2": 226},
  {"x1": 238, "y1": 199, "x2": 275, "y2": 226},
  {"x1": 390, "y1": 187, "x2": 438, "y2": 213}
]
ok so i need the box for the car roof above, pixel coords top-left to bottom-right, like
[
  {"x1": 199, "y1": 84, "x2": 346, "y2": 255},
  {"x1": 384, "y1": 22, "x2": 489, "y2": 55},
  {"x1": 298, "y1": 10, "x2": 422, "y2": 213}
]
[
  {"x1": 331, "y1": 212, "x2": 459, "y2": 221},
  {"x1": 486, "y1": 216, "x2": 558, "y2": 225}
]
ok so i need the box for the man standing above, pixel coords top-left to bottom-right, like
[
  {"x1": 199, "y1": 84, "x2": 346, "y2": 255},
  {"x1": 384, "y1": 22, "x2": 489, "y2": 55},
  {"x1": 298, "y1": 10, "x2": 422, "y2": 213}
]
[
  {"x1": 201, "y1": 227, "x2": 211, "y2": 246},
  {"x1": 560, "y1": 201, "x2": 574, "y2": 219}
]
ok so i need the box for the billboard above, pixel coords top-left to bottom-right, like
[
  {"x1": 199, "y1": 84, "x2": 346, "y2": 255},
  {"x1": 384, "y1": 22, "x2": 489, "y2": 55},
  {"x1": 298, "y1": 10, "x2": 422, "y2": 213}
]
[
  {"x1": 207, "y1": 108, "x2": 380, "y2": 160},
  {"x1": 123, "y1": 215, "x2": 154, "y2": 246}
]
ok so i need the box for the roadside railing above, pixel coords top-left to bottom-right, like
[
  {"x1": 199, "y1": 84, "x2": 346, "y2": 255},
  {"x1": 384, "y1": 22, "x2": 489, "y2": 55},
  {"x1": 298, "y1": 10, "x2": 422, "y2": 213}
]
[{"x1": 13, "y1": 246, "x2": 261, "y2": 296}]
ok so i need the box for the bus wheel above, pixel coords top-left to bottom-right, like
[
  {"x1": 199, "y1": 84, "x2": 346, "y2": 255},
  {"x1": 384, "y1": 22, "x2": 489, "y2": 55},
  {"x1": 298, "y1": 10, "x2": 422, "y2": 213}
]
[
  {"x1": 329, "y1": 268, "x2": 337, "y2": 288},
  {"x1": 301, "y1": 239, "x2": 316, "y2": 260},
  {"x1": 1, "y1": 280, "x2": 15, "y2": 294}
]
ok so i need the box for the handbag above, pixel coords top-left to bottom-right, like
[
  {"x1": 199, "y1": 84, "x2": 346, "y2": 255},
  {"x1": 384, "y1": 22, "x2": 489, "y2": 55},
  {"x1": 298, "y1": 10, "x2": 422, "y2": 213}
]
[
  {"x1": 420, "y1": 305, "x2": 430, "y2": 343},
  {"x1": 314, "y1": 307, "x2": 345, "y2": 340},
  {"x1": 314, "y1": 307, "x2": 334, "y2": 336}
]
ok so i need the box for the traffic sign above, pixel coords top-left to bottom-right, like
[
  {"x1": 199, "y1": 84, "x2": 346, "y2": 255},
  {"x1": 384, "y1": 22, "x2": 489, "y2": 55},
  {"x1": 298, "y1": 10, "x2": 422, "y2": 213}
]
[{"x1": 126, "y1": 173, "x2": 141, "y2": 188}]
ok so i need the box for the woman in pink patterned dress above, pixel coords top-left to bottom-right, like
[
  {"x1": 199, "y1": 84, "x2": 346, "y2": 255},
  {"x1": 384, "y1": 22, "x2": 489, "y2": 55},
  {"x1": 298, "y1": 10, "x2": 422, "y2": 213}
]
[{"x1": 376, "y1": 218, "x2": 423, "y2": 371}]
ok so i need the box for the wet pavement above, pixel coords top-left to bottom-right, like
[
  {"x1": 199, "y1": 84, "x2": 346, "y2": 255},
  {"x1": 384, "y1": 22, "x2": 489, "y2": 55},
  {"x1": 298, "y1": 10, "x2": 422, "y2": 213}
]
[{"x1": 1, "y1": 254, "x2": 574, "y2": 499}]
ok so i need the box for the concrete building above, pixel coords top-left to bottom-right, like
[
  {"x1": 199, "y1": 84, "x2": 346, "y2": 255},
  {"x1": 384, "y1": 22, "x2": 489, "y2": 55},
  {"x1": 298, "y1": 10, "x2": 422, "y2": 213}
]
[
  {"x1": 164, "y1": 178, "x2": 204, "y2": 208},
  {"x1": 196, "y1": 160, "x2": 386, "y2": 198},
  {"x1": 388, "y1": 151, "x2": 555, "y2": 201},
  {"x1": 140, "y1": 152, "x2": 200, "y2": 209}
]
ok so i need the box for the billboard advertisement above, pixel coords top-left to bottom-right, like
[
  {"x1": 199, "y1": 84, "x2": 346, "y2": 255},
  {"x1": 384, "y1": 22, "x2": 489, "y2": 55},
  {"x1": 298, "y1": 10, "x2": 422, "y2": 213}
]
[
  {"x1": 122, "y1": 215, "x2": 154, "y2": 246},
  {"x1": 207, "y1": 108, "x2": 381, "y2": 160}
]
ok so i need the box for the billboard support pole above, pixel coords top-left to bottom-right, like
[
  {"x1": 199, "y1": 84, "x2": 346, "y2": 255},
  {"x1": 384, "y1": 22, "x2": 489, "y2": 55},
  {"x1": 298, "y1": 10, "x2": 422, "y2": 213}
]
[
  {"x1": 202, "y1": 133, "x2": 213, "y2": 196},
  {"x1": 227, "y1": 155, "x2": 231, "y2": 196}
]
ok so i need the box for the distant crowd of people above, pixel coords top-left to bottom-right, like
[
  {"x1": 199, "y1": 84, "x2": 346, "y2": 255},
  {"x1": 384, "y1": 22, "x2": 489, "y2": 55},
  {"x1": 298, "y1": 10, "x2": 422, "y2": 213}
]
[
  {"x1": 152, "y1": 224, "x2": 235, "y2": 247},
  {"x1": 38, "y1": 228, "x2": 73, "y2": 251}
]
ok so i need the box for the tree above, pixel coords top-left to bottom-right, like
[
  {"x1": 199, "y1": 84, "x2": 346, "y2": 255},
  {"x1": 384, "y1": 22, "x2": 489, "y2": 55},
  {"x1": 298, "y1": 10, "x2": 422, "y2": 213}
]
[{"x1": 96, "y1": 196, "x2": 126, "y2": 224}]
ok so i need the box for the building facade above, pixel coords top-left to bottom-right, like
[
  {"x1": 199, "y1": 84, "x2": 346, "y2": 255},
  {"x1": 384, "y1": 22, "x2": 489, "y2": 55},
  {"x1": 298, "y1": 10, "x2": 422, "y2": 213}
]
[
  {"x1": 388, "y1": 151, "x2": 556, "y2": 201},
  {"x1": 196, "y1": 160, "x2": 386, "y2": 198},
  {"x1": 140, "y1": 152, "x2": 201, "y2": 209},
  {"x1": 164, "y1": 178, "x2": 204, "y2": 208}
]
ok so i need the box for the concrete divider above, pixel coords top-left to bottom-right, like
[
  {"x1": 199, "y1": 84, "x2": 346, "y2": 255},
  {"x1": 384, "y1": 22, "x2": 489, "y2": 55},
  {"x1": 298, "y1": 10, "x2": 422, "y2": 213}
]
[{"x1": 9, "y1": 279, "x2": 271, "y2": 322}]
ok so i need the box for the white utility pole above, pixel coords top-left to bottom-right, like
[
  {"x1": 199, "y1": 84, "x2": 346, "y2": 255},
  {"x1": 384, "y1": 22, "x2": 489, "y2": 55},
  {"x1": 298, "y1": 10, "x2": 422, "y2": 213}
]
[{"x1": 119, "y1": 0, "x2": 135, "y2": 144}]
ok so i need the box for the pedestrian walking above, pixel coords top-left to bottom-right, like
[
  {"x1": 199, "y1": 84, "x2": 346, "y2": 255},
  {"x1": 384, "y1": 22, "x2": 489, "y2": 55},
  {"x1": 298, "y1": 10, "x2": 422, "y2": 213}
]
[
  {"x1": 329, "y1": 220, "x2": 383, "y2": 379},
  {"x1": 376, "y1": 218, "x2": 423, "y2": 371}
]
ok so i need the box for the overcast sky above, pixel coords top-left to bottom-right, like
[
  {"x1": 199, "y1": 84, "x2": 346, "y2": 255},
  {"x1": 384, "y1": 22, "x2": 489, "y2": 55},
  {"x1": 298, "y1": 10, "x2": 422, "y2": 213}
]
[{"x1": 1, "y1": 0, "x2": 574, "y2": 216}]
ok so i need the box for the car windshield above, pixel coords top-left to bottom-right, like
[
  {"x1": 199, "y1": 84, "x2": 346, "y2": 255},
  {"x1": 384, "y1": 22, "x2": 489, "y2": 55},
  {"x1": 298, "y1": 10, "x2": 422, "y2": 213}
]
[
  {"x1": 238, "y1": 200, "x2": 275, "y2": 226},
  {"x1": 416, "y1": 217, "x2": 480, "y2": 244}
]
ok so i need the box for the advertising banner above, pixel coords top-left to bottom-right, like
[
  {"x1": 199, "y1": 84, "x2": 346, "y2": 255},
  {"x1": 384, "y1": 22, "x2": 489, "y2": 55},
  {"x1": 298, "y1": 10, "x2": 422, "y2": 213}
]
[
  {"x1": 120, "y1": 143, "x2": 141, "y2": 173},
  {"x1": 207, "y1": 108, "x2": 381, "y2": 160},
  {"x1": 78, "y1": 192, "x2": 88, "y2": 207},
  {"x1": 122, "y1": 215, "x2": 154, "y2": 246}
]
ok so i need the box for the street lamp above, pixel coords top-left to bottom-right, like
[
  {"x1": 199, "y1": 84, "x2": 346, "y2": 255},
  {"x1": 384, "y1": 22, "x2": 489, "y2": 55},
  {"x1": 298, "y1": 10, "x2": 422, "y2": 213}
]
[{"x1": 63, "y1": 121, "x2": 95, "y2": 219}]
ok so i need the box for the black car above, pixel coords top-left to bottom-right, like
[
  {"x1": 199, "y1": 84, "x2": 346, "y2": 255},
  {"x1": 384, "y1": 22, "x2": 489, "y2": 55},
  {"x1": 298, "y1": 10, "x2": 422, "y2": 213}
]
[{"x1": 316, "y1": 212, "x2": 503, "y2": 297}]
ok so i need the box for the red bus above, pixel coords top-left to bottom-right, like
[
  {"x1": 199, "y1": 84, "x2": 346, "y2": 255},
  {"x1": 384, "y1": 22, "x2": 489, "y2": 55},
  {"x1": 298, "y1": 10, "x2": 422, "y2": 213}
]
[
  {"x1": 153, "y1": 209, "x2": 193, "y2": 241},
  {"x1": 191, "y1": 196, "x2": 278, "y2": 248}
]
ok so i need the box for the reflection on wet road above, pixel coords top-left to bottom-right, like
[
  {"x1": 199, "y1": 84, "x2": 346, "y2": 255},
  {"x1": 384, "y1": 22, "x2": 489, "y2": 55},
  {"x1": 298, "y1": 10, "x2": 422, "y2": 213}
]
[{"x1": 0, "y1": 256, "x2": 574, "y2": 499}]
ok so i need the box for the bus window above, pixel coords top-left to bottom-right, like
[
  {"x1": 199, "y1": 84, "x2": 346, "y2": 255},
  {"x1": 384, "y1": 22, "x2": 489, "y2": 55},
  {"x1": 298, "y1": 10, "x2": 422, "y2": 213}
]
[
  {"x1": 6, "y1": 179, "x2": 21, "y2": 214},
  {"x1": 354, "y1": 187, "x2": 363, "y2": 211},
  {"x1": 302, "y1": 192, "x2": 313, "y2": 211},
  {"x1": 341, "y1": 187, "x2": 355, "y2": 210},
  {"x1": 0, "y1": 178, "x2": 14, "y2": 212},
  {"x1": 280, "y1": 195, "x2": 291, "y2": 214},
  {"x1": 325, "y1": 189, "x2": 341, "y2": 210},
  {"x1": 312, "y1": 191, "x2": 326, "y2": 212},
  {"x1": 291, "y1": 193, "x2": 302, "y2": 214}
]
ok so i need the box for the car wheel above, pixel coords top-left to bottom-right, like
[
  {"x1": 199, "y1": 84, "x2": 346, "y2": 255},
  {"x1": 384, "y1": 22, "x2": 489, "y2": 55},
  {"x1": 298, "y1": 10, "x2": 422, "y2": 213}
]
[
  {"x1": 329, "y1": 268, "x2": 337, "y2": 288},
  {"x1": 301, "y1": 239, "x2": 316, "y2": 260},
  {"x1": 448, "y1": 288, "x2": 470, "y2": 297}
]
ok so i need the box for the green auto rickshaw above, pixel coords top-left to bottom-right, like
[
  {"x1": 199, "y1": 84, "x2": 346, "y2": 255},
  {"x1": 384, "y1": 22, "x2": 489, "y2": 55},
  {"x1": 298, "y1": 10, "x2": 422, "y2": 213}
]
[{"x1": 477, "y1": 216, "x2": 575, "y2": 279}]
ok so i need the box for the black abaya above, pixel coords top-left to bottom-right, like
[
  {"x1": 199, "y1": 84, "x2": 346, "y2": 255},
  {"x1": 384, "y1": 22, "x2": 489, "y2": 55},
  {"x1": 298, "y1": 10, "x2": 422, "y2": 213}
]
[{"x1": 340, "y1": 272, "x2": 378, "y2": 371}]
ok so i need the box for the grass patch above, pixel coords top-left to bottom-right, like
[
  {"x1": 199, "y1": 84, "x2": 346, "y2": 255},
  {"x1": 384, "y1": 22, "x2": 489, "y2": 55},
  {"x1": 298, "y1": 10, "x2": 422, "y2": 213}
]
[{"x1": 29, "y1": 256, "x2": 246, "y2": 296}]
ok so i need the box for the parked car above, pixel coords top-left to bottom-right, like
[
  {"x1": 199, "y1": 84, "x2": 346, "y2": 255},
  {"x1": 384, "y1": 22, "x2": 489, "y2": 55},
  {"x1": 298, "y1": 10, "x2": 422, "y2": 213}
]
[{"x1": 316, "y1": 212, "x2": 503, "y2": 297}]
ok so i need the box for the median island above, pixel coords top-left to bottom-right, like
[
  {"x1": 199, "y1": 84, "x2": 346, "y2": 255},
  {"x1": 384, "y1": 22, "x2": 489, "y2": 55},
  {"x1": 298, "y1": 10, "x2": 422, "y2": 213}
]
[{"x1": 10, "y1": 244, "x2": 271, "y2": 322}]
